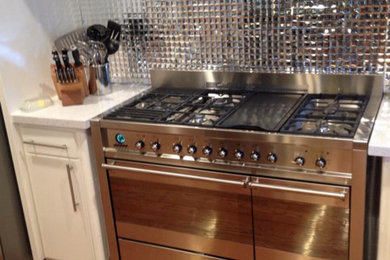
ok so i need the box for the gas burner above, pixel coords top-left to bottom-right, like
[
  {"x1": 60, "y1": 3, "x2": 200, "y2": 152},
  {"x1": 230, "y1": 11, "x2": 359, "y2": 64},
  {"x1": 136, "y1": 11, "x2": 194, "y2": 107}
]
[
  {"x1": 281, "y1": 94, "x2": 368, "y2": 137},
  {"x1": 105, "y1": 89, "x2": 250, "y2": 127},
  {"x1": 298, "y1": 109, "x2": 359, "y2": 120},
  {"x1": 188, "y1": 114, "x2": 220, "y2": 126},
  {"x1": 283, "y1": 120, "x2": 355, "y2": 136}
]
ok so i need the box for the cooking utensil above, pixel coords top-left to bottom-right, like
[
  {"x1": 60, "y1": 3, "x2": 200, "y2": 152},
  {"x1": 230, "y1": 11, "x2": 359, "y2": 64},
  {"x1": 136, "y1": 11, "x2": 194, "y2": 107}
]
[
  {"x1": 87, "y1": 24, "x2": 110, "y2": 45},
  {"x1": 88, "y1": 40, "x2": 107, "y2": 65},
  {"x1": 106, "y1": 20, "x2": 121, "y2": 55},
  {"x1": 54, "y1": 28, "x2": 87, "y2": 53},
  {"x1": 75, "y1": 41, "x2": 93, "y2": 65}
]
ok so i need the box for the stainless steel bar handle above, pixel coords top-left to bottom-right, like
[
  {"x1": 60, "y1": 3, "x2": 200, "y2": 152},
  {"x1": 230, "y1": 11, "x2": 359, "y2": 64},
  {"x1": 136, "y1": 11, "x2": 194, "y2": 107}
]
[
  {"x1": 102, "y1": 163, "x2": 247, "y2": 187},
  {"x1": 23, "y1": 140, "x2": 67, "y2": 150},
  {"x1": 249, "y1": 182, "x2": 347, "y2": 200},
  {"x1": 66, "y1": 164, "x2": 78, "y2": 212}
]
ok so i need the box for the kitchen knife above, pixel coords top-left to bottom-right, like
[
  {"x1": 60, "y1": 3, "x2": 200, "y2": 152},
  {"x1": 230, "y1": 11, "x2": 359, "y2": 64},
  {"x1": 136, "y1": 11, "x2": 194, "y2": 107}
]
[
  {"x1": 61, "y1": 48, "x2": 71, "y2": 68},
  {"x1": 51, "y1": 50, "x2": 62, "y2": 70},
  {"x1": 71, "y1": 46, "x2": 82, "y2": 68},
  {"x1": 51, "y1": 50, "x2": 64, "y2": 83},
  {"x1": 62, "y1": 48, "x2": 76, "y2": 82}
]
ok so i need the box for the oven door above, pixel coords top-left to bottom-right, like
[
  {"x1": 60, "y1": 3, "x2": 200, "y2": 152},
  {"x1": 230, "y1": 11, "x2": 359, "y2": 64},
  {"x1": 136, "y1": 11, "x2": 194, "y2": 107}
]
[
  {"x1": 104, "y1": 159, "x2": 253, "y2": 260},
  {"x1": 251, "y1": 177, "x2": 350, "y2": 260}
]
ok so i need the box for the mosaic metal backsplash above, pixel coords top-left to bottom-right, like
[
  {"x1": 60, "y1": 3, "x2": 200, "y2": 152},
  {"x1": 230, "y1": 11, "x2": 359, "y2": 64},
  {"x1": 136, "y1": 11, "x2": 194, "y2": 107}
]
[{"x1": 79, "y1": 0, "x2": 390, "y2": 89}]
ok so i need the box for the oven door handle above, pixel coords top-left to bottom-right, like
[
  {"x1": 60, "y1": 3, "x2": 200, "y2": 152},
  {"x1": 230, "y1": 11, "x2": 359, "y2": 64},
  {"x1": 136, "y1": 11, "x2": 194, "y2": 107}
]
[
  {"x1": 249, "y1": 182, "x2": 347, "y2": 200},
  {"x1": 102, "y1": 163, "x2": 248, "y2": 187}
]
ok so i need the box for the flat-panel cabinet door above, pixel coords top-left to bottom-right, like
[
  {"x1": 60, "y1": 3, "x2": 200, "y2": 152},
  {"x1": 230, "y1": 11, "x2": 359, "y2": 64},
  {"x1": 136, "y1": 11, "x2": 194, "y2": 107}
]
[
  {"x1": 25, "y1": 154, "x2": 94, "y2": 260},
  {"x1": 252, "y1": 177, "x2": 350, "y2": 260}
]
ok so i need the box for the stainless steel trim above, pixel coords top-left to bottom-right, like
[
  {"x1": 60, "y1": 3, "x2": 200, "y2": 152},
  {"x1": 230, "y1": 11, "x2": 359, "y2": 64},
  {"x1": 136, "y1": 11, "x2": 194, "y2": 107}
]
[
  {"x1": 23, "y1": 140, "x2": 67, "y2": 150},
  {"x1": 150, "y1": 70, "x2": 383, "y2": 95},
  {"x1": 249, "y1": 181, "x2": 347, "y2": 200},
  {"x1": 66, "y1": 164, "x2": 78, "y2": 212},
  {"x1": 102, "y1": 162, "x2": 248, "y2": 186}
]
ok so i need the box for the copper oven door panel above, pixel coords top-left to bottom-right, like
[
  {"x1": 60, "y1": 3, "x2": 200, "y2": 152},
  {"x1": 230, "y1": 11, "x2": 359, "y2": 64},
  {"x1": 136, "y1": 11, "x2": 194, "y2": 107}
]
[
  {"x1": 251, "y1": 177, "x2": 350, "y2": 260},
  {"x1": 107, "y1": 160, "x2": 253, "y2": 260},
  {"x1": 119, "y1": 239, "x2": 225, "y2": 260}
]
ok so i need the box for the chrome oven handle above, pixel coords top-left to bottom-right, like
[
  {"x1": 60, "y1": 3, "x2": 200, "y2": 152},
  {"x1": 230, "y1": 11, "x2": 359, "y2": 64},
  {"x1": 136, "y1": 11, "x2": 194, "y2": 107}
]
[
  {"x1": 249, "y1": 182, "x2": 347, "y2": 200},
  {"x1": 102, "y1": 163, "x2": 248, "y2": 187}
]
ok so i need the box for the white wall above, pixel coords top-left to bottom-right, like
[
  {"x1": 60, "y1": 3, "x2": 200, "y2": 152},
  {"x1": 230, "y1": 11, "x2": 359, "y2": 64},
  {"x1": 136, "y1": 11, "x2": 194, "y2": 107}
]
[
  {"x1": 0, "y1": 1, "x2": 81, "y2": 259},
  {"x1": 0, "y1": 0, "x2": 81, "y2": 112}
]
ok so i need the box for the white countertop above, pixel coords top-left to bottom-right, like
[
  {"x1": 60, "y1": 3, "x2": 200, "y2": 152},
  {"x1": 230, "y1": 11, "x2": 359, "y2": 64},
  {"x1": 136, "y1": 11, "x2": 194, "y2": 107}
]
[
  {"x1": 11, "y1": 83, "x2": 150, "y2": 129},
  {"x1": 369, "y1": 94, "x2": 390, "y2": 157}
]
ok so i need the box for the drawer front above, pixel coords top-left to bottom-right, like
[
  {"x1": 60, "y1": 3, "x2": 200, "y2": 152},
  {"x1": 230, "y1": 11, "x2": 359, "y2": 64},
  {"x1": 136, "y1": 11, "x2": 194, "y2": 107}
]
[
  {"x1": 20, "y1": 127, "x2": 79, "y2": 158},
  {"x1": 119, "y1": 239, "x2": 223, "y2": 260},
  {"x1": 252, "y1": 177, "x2": 350, "y2": 260}
]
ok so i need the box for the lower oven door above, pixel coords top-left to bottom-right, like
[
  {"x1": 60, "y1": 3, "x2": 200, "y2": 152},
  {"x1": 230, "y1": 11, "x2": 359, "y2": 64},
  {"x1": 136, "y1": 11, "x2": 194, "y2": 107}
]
[
  {"x1": 251, "y1": 177, "x2": 350, "y2": 260},
  {"x1": 105, "y1": 159, "x2": 253, "y2": 260}
]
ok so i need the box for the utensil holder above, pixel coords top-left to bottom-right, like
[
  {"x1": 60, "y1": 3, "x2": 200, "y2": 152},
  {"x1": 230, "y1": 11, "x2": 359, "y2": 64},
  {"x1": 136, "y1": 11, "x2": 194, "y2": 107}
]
[
  {"x1": 89, "y1": 63, "x2": 112, "y2": 95},
  {"x1": 50, "y1": 64, "x2": 87, "y2": 106}
]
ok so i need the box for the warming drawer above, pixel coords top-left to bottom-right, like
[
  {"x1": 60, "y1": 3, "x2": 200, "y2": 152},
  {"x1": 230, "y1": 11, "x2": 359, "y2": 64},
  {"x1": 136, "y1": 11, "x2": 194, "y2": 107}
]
[{"x1": 119, "y1": 239, "x2": 225, "y2": 260}]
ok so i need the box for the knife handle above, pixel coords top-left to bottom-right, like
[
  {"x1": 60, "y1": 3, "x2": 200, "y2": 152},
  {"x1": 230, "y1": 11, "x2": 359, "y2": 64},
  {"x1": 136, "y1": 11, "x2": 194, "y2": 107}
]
[
  {"x1": 62, "y1": 48, "x2": 71, "y2": 68},
  {"x1": 52, "y1": 50, "x2": 63, "y2": 70},
  {"x1": 71, "y1": 46, "x2": 83, "y2": 68}
]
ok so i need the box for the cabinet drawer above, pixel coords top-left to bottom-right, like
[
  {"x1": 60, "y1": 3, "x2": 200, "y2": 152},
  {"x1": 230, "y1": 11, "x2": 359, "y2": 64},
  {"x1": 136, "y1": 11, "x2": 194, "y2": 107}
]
[
  {"x1": 20, "y1": 127, "x2": 78, "y2": 158},
  {"x1": 119, "y1": 239, "x2": 223, "y2": 260}
]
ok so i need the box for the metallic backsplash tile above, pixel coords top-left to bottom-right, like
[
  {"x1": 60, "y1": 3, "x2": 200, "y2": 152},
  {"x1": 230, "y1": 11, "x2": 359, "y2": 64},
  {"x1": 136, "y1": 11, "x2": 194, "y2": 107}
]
[{"x1": 80, "y1": 0, "x2": 390, "y2": 90}]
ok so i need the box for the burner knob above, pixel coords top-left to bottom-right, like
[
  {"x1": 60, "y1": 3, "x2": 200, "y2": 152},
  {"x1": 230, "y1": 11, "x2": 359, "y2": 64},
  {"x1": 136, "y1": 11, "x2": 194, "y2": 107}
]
[
  {"x1": 218, "y1": 148, "x2": 228, "y2": 158},
  {"x1": 267, "y1": 153, "x2": 277, "y2": 163},
  {"x1": 135, "y1": 140, "x2": 144, "y2": 150},
  {"x1": 234, "y1": 150, "x2": 244, "y2": 160},
  {"x1": 295, "y1": 156, "x2": 305, "y2": 166},
  {"x1": 188, "y1": 145, "x2": 197, "y2": 154},
  {"x1": 151, "y1": 142, "x2": 160, "y2": 152},
  {"x1": 250, "y1": 151, "x2": 260, "y2": 161},
  {"x1": 173, "y1": 144, "x2": 182, "y2": 153},
  {"x1": 115, "y1": 133, "x2": 126, "y2": 144},
  {"x1": 315, "y1": 158, "x2": 326, "y2": 168},
  {"x1": 202, "y1": 146, "x2": 212, "y2": 156}
]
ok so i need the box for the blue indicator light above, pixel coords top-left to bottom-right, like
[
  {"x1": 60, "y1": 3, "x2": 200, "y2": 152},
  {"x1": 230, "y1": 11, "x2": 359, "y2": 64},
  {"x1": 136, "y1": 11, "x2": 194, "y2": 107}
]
[{"x1": 115, "y1": 133, "x2": 126, "y2": 144}]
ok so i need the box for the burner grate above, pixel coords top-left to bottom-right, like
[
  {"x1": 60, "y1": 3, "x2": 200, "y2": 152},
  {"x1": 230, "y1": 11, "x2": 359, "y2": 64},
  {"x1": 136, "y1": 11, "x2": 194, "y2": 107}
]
[
  {"x1": 104, "y1": 89, "x2": 251, "y2": 127},
  {"x1": 281, "y1": 94, "x2": 368, "y2": 138}
]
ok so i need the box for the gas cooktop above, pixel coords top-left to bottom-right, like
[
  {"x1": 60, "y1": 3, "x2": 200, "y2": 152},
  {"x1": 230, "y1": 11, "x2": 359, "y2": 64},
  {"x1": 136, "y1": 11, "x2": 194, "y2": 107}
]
[{"x1": 104, "y1": 88, "x2": 368, "y2": 138}]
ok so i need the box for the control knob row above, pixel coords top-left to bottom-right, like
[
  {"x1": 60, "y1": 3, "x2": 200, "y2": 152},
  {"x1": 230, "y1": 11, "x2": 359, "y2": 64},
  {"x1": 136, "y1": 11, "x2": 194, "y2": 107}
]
[
  {"x1": 292, "y1": 157, "x2": 326, "y2": 168},
  {"x1": 134, "y1": 140, "x2": 326, "y2": 168},
  {"x1": 172, "y1": 144, "x2": 198, "y2": 154}
]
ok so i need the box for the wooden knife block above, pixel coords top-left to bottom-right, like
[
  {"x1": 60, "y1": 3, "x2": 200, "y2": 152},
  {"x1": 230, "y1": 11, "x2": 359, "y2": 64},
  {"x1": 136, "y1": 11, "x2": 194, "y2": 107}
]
[{"x1": 50, "y1": 64, "x2": 89, "y2": 106}]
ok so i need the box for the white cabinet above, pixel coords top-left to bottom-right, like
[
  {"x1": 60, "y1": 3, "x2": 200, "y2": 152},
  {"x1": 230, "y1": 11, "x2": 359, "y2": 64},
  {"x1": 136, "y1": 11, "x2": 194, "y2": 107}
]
[
  {"x1": 25, "y1": 154, "x2": 94, "y2": 260},
  {"x1": 16, "y1": 125, "x2": 107, "y2": 260}
]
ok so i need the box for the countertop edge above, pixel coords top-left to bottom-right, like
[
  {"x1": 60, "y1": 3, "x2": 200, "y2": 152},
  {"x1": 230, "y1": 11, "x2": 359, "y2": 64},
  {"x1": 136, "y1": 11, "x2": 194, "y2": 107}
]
[
  {"x1": 368, "y1": 95, "x2": 390, "y2": 157},
  {"x1": 10, "y1": 84, "x2": 150, "y2": 130}
]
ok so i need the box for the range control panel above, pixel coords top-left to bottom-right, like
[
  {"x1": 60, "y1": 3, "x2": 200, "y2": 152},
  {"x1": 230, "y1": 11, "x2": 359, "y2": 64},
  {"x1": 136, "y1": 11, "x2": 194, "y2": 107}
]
[{"x1": 106, "y1": 129, "x2": 353, "y2": 173}]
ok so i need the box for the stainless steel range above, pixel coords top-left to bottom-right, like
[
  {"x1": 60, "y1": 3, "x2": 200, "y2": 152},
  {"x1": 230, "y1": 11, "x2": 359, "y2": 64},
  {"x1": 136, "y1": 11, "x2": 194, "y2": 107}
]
[{"x1": 91, "y1": 71, "x2": 383, "y2": 260}]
